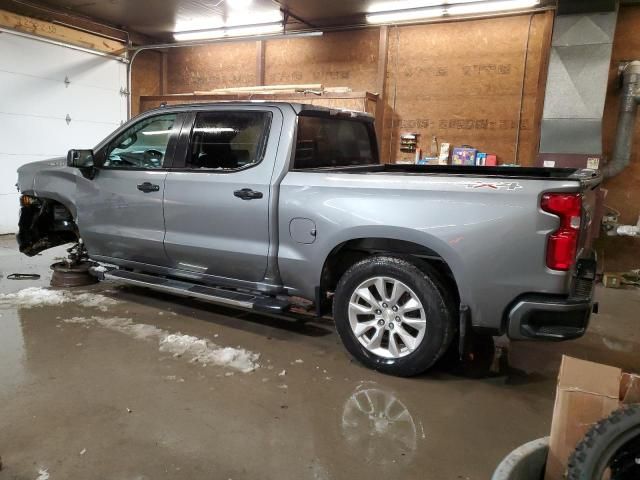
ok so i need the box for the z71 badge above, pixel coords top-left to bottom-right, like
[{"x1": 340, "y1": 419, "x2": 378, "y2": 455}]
[{"x1": 461, "y1": 181, "x2": 523, "y2": 191}]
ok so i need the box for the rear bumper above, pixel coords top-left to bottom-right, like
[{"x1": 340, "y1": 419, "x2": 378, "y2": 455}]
[
  {"x1": 507, "y1": 296, "x2": 594, "y2": 340},
  {"x1": 506, "y1": 256, "x2": 597, "y2": 341}
]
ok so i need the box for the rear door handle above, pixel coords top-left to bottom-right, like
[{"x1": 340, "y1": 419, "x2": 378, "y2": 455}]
[
  {"x1": 137, "y1": 182, "x2": 160, "y2": 193},
  {"x1": 234, "y1": 188, "x2": 263, "y2": 200}
]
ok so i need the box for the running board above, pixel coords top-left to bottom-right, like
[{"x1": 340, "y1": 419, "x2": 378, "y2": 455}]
[{"x1": 102, "y1": 269, "x2": 290, "y2": 313}]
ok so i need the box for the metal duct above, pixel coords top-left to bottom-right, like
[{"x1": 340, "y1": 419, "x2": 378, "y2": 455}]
[
  {"x1": 604, "y1": 60, "x2": 640, "y2": 178},
  {"x1": 539, "y1": 9, "x2": 618, "y2": 157}
]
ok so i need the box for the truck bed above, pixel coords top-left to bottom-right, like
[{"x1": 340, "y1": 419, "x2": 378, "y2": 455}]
[{"x1": 296, "y1": 164, "x2": 600, "y2": 181}]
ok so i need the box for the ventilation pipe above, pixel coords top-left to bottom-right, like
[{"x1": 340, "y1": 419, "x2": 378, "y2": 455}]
[{"x1": 604, "y1": 60, "x2": 640, "y2": 178}]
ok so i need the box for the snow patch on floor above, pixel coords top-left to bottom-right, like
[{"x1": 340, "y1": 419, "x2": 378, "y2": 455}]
[
  {"x1": 63, "y1": 316, "x2": 259, "y2": 373},
  {"x1": 0, "y1": 287, "x2": 117, "y2": 311},
  {"x1": 160, "y1": 334, "x2": 259, "y2": 373},
  {"x1": 35, "y1": 468, "x2": 49, "y2": 480}
]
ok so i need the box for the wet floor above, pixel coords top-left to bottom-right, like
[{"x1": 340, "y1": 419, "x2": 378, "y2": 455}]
[{"x1": 0, "y1": 234, "x2": 639, "y2": 480}]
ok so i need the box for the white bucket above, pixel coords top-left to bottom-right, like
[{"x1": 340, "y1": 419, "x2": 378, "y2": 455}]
[{"x1": 492, "y1": 437, "x2": 549, "y2": 480}]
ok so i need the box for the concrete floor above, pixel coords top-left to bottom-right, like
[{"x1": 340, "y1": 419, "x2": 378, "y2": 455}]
[{"x1": 0, "y1": 235, "x2": 638, "y2": 480}]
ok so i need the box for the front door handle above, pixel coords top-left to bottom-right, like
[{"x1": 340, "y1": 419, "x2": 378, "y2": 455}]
[
  {"x1": 137, "y1": 182, "x2": 160, "y2": 193},
  {"x1": 234, "y1": 188, "x2": 263, "y2": 200}
]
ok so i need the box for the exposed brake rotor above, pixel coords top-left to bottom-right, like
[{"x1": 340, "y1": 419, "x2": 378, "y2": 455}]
[{"x1": 50, "y1": 240, "x2": 99, "y2": 288}]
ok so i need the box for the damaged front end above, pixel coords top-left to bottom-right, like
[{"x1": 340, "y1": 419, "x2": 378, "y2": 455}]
[{"x1": 17, "y1": 195, "x2": 79, "y2": 256}]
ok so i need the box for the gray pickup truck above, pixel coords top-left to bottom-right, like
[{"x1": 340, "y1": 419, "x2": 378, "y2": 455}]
[{"x1": 16, "y1": 102, "x2": 601, "y2": 376}]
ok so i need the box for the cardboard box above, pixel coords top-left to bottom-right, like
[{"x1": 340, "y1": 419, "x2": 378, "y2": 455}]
[
  {"x1": 451, "y1": 146, "x2": 477, "y2": 166},
  {"x1": 621, "y1": 373, "x2": 640, "y2": 404},
  {"x1": 545, "y1": 356, "x2": 622, "y2": 480}
]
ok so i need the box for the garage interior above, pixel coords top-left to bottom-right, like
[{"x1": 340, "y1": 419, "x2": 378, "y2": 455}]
[{"x1": 0, "y1": 0, "x2": 639, "y2": 479}]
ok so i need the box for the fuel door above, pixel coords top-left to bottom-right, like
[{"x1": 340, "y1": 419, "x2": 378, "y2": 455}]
[{"x1": 290, "y1": 217, "x2": 317, "y2": 244}]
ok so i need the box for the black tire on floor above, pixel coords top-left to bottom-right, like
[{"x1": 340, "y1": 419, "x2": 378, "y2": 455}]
[
  {"x1": 333, "y1": 255, "x2": 457, "y2": 377},
  {"x1": 567, "y1": 404, "x2": 640, "y2": 480}
]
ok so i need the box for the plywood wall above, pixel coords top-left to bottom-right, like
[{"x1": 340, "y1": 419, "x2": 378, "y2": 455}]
[
  {"x1": 383, "y1": 12, "x2": 552, "y2": 164},
  {"x1": 597, "y1": 5, "x2": 640, "y2": 271},
  {"x1": 136, "y1": 14, "x2": 552, "y2": 165},
  {"x1": 131, "y1": 50, "x2": 163, "y2": 117},
  {"x1": 166, "y1": 42, "x2": 258, "y2": 93},
  {"x1": 264, "y1": 30, "x2": 379, "y2": 91}
]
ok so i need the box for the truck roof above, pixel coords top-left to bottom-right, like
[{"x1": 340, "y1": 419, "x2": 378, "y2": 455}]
[{"x1": 142, "y1": 101, "x2": 375, "y2": 122}]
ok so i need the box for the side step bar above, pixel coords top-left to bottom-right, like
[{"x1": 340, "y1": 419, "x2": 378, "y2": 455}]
[{"x1": 101, "y1": 269, "x2": 290, "y2": 313}]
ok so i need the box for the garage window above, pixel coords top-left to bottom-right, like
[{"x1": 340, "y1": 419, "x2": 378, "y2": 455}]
[
  {"x1": 187, "y1": 111, "x2": 271, "y2": 170},
  {"x1": 294, "y1": 116, "x2": 378, "y2": 169}
]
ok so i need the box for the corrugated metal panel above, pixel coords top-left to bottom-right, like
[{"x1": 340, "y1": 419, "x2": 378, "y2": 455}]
[{"x1": 539, "y1": 11, "x2": 618, "y2": 155}]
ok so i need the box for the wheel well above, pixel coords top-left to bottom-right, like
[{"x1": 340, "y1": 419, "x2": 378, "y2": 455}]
[
  {"x1": 17, "y1": 196, "x2": 78, "y2": 256},
  {"x1": 319, "y1": 238, "x2": 460, "y2": 311}
]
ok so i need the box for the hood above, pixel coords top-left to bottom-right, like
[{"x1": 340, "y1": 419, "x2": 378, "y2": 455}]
[{"x1": 16, "y1": 157, "x2": 66, "y2": 193}]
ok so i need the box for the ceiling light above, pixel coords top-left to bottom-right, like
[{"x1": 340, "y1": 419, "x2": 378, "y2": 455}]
[
  {"x1": 173, "y1": 21, "x2": 283, "y2": 41},
  {"x1": 366, "y1": 6, "x2": 445, "y2": 23},
  {"x1": 368, "y1": 0, "x2": 485, "y2": 12},
  {"x1": 226, "y1": 0, "x2": 253, "y2": 9},
  {"x1": 366, "y1": 0, "x2": 540, "y2": 24},
  {"x1": 225, "y1": 10, "x2": 283, "y2": 26},
  {"x1": 447, "y1": 0, "x2": 539, "y2": 15}
]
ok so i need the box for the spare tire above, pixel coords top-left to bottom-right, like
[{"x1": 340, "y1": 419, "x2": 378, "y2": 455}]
[{"x1": 568, "y1": 404, "x2": 640, "y2": 480}]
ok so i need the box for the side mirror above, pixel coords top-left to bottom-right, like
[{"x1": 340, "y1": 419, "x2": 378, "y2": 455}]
[{"x1": 67, "y1": 149, "x2": 95, "y2": 168}]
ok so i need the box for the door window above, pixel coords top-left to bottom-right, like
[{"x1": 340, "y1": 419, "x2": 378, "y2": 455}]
[
  {"x1": 186, "y1": 111, "x2": 271, "y2": 170},
  {"x1": 104, "y1": 113, "x2": 178, "y2": 169}
]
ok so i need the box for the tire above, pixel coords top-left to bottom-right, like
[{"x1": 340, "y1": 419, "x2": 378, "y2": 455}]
[
  {"x1": 568, "y1": 404, "x2": 640, "y2": 480},
  {"x1": 333, "y1": 255, "x2": 456, "y2": 377}
]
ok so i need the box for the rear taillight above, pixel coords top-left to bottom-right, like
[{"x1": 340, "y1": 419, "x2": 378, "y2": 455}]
[{"x1": 541, "y1": 193, "x2": 582, "y2": 271}]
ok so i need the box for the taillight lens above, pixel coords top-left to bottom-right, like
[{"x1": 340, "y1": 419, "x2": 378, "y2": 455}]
[{"x1": 541, "y1": 193, "x2": 582, "y2": 271}]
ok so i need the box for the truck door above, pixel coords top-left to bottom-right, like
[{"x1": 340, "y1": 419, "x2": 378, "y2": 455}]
[
  {"x1": 163, "y1": 107, "x2": 283, "y2": 284},
  {"x1": 76, "y1": 112, "x2": 183, "y2": 266}
]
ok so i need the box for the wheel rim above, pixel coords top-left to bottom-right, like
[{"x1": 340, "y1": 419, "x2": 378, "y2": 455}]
[{"x1": 348, "y1": 276, "x2": 427, "y2": 359}]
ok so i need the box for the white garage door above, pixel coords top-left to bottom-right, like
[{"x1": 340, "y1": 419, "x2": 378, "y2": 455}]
[{"x1": 0, "y1": 32, "x2": 128, "y2": 234}]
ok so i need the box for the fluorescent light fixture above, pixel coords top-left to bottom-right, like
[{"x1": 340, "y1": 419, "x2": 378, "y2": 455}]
[
  {"x1": 368, "y1": 0, "x2": 484, "y2": 12},
  {"x1": 226, "y1": 10, "x2": 283, "y2": 26},
  {"x1": 447, "y1": 0, "x2": 539, "y2": 15},
  {"x1": 366, "y1": 6, "x2": 445, "y2": 23},
  {"x1": 226, "y1": 0, "x2": 253, "y2": 9},
  {"x1": 174, "y1": 21, "x2": 283, "y2": 41},
  {"x1": 366, "y1": 0, "x2": 540, "y2": 24}
]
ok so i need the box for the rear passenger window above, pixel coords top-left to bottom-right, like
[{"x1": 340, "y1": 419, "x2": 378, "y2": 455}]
[
  {"x1": 187, "y1": 111, "x2": 271, "y2": 170},
  {"x1": 294, "y1": 115, "x2": 378, "y2": 169}
]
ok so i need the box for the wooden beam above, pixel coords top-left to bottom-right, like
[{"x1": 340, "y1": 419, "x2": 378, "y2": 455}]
[
  {"x1": 0, "y1": 0, "x2": 130, "y2": 43},
  {"x1": 375, "y1": 25, "x2": 390, "y2": 146},
  {"x1": 256, "y1": 40, "x2": 265, "y2": 86},
  {"x1": 0, "y1": 8, "x2": 125, "y2": 54}
]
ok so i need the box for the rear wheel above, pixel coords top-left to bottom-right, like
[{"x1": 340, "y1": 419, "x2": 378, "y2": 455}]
[{"x1": 333, "y1": 256, "x2": 456, "y2": 377}]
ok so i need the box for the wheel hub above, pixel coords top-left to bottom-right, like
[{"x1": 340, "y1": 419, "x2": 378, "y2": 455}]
[{"x1": 348, "y1": 276, "x2": 427, "y2": 359}]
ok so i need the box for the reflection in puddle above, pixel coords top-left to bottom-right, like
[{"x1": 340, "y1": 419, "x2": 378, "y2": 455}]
[{"x1": 341, "y1": 384, "x2": 418, "y2": 466}]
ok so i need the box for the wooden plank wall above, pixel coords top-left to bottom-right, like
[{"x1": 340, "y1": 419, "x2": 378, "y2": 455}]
[{"x1": 597, "y1": 5, "x2": 640, "y2": 272}]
